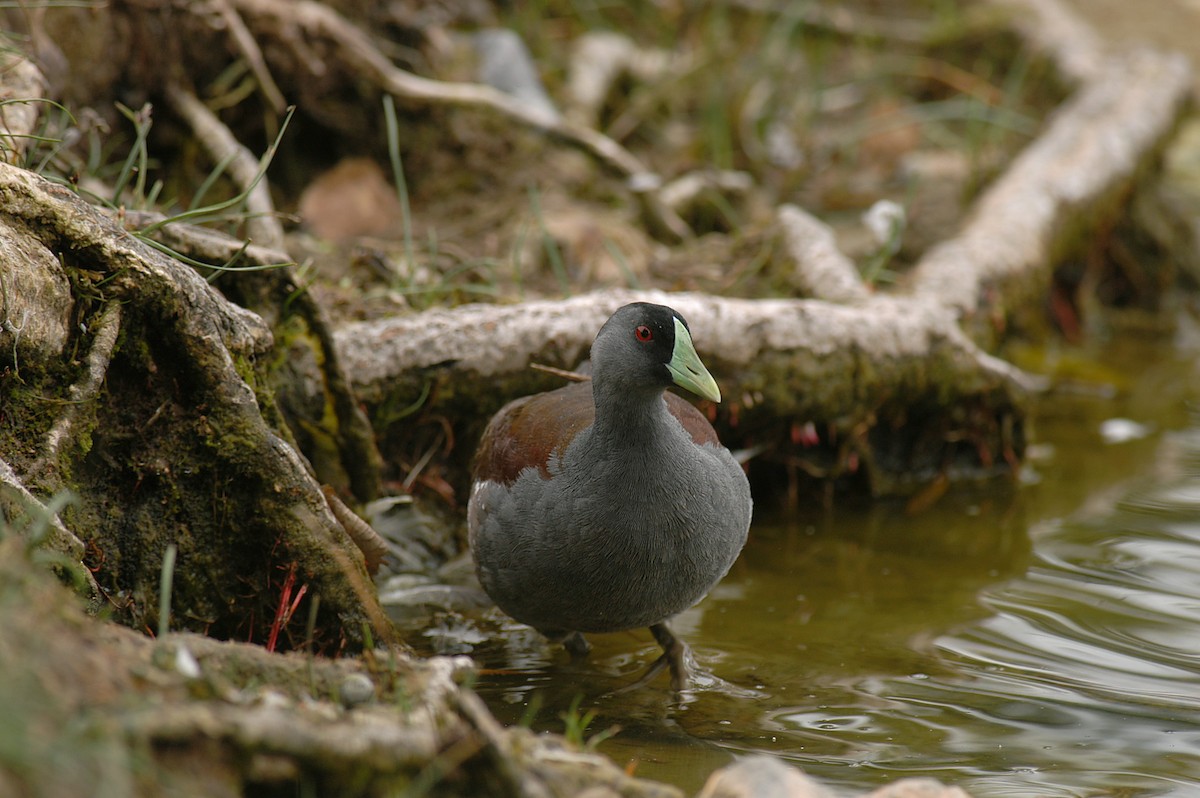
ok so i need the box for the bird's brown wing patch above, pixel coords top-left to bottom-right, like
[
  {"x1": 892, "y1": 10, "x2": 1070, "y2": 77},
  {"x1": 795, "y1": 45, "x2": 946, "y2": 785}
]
[
  {"x1": 665, "y1": 391, "x2": 720, "y2": 446},
  {"x1": 472, "y1": 381, "x2": 596, "y2": 486}
]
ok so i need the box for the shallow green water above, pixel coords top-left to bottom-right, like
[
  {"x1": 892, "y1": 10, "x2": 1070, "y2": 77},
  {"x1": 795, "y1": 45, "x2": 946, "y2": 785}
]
[{"x1": 464, "y1": 333, "x2": 1200, "y2": 796}]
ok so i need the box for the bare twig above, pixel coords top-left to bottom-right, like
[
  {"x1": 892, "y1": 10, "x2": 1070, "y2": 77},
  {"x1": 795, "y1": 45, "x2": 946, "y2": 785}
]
[{"x1": 529, "y1": 363, "x2": 590, "y2": 382}]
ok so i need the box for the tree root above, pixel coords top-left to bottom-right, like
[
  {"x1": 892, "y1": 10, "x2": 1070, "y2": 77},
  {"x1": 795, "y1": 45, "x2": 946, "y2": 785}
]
[
  {"x1": 0, "y1": 456, "x2": 100, "y2": 604},
  {"x1": 332, "y1": 288, "x2": 1044, "y2": 495},
  {"x1": 120, "y1": 208, "x2": 386, "y2": 503},
  {"x1": 0, "y1": 161, "x2": 390, "y2": 647},
  {"x1": 322, "y1": 485, "x2": 388, "y2": 576},
  {"x1": 163, "y1": 84, "x2": 285, "y2": 250},
  {"x1": 29, "y1": 302, "x2": 121, "y2": 479},
  {"x1": 309, "y1": 0, "x2": 1187, "y2": 497},
  {"x1": 0, "y1": 51, "x2": 49, "y2": 163},
  {"x1": 209, "y1": 0, "x2": 287, "y2": 114}
]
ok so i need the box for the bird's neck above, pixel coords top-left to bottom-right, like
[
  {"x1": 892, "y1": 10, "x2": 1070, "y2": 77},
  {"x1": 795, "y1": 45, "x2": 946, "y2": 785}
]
[{"x1": 590, "y1": 382, "x2": 679, "y2": 453}]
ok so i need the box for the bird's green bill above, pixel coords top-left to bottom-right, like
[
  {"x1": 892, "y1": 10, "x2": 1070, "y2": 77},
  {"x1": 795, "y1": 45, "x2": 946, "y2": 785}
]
[{"x1": 666, "y1": 317, "x2": 722, "y2": 403}]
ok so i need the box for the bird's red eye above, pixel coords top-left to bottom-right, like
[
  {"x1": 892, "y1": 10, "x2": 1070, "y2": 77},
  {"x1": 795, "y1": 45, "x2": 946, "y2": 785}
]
[{"x1": 635, "y1": 325, "x2": 653, "y2": 343}]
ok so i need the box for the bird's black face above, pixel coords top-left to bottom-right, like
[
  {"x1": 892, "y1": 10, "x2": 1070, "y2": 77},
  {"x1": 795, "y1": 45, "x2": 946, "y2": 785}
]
[
  {"x1": 592, "y1": 303, "x2": 721, "y2": 403},
  {"x1": 626, "y1": 303, "x2": 681, "y2": 375}
]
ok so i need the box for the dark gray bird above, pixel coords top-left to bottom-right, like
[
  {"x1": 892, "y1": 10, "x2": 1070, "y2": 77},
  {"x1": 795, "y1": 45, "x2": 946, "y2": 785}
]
[{"x1": 468, "y1": 302, "x2": 752, "y2": 691}]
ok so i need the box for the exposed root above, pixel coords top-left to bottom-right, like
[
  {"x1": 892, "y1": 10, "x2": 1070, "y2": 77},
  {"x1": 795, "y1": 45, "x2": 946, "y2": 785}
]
[
  {"x1": 0, "y1": 160, "x2": 389, "y2": 646},
  {"x1": 563, "y1": 31, "x2": 684, "y2": 129},
  {"x1": 0, "y1": 52, "x2": 49, "y2": 163},
  {"x1": 776, "y1": 204, "x2": 871, "y2": 304},
  {"x1": 907, "y1": 48, "x2": 1192, "y2": 330},
  {"x1": 453, "y1": 689, "x2": 554, "y2": 798},
  {"x1": 985, "y1": 0, "x2": 1107, "y2": 83},
  {"x1": 322, "y1": 485, "x2": 388, "y2": 576},
  {"x1": 119, "y1": 208, "x2": 385, "y2": 502},
  {"x1": 210, "y1": 0, "x2": 287, "y2": 114},
  {"x1": 119, "y1": 208, "x2": 290, "y2": 268},
  {"x1": 0, "y1": 455, "x2": 100, "y2": 603},
  {"x1": 163, "y1": 84, "x2": 285, "y2": 250},
  {"x1": 227, "y1": 0, "x2": 692, "y2": 242},
  {"x1": 29, "y1": 302, "x2": 121, "y2": 479}
]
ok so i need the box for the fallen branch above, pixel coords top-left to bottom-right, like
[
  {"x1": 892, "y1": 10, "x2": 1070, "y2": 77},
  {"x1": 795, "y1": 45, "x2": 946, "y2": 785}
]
[
  {"x1": 906, "y1": 48, "x2": 1193, "y2": 331},
  {"x1": 334, "y1": 289, "x2": 1041, "y2": 493},
  {"x1": 776, "y1": 204, "x2": 871, "y2": 304}
]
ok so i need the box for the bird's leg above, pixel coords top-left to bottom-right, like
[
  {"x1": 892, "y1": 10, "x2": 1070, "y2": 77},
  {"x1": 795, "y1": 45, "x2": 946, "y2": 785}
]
[
  {"x1": 650, "y1": 622, "x2": 690, "y2": 692},
  {"x1": 611, "y1": 621, "x2": 690, "y2": 694}
]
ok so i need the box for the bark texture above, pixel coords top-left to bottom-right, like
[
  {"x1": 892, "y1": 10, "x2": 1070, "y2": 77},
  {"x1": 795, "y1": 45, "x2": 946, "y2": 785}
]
[{"x1": 0, "y1": 161, "x2": 390, "y2": 648}]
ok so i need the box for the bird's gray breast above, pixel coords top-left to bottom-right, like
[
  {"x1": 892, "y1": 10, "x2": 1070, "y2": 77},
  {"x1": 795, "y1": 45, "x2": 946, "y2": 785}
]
[{"x1": 470, "y1": 426, "x2": 751, "y2": 635}]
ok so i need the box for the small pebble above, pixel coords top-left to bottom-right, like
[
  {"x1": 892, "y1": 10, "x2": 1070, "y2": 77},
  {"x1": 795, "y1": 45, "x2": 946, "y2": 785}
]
[
  {"x1": 174, "y1": 645, "x2": 201, "y2": 679},
  {"x1": 339, "y1": 673, "x2": 376, "y2": 708},
  {"x1": 1099, "y1": 417, "x2": 1151, "y2": 444}
]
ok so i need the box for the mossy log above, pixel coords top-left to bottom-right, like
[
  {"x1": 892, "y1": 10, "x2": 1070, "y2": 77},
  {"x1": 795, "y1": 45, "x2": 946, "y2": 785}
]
[{"x1": 336, "y1": 289, "x2": 1040, "y2": 497}]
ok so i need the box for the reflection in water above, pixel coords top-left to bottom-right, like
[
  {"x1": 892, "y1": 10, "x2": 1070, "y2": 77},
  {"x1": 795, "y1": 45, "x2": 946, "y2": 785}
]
[{"x1": 456, "y1": 344, "x2": 1200, "y2": 797}]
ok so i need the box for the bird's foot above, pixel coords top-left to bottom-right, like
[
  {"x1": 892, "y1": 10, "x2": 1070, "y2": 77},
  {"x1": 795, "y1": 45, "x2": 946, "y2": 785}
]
[
  {"x1": 611, "y1": 622, "x2": 690, "y2": 694},
  {"x1": 562, "y1": 631, "x2": 591, "y2": 659},
  {"x1": 545, "y1": 629, "x2": 592, "y2": 659}
]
